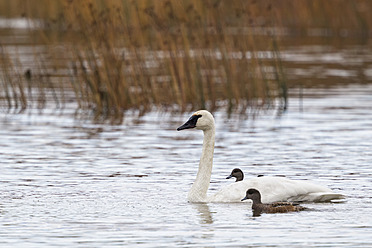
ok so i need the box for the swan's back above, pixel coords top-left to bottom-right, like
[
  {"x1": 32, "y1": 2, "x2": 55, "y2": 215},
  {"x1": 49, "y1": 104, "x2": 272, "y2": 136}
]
[{"x1": 208, "y1": 176, "x2": 343, "y2": 203}]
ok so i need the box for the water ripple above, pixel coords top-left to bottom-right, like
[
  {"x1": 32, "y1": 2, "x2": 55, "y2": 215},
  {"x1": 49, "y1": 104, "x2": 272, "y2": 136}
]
[{"x1": 1, "y1": 85, "x2": 372, "y2": 247}]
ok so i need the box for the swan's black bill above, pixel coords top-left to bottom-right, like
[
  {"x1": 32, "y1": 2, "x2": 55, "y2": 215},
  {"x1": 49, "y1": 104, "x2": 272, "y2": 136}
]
[{"x1": 177, "y1": 114, "x2": 202, "y2": 131}]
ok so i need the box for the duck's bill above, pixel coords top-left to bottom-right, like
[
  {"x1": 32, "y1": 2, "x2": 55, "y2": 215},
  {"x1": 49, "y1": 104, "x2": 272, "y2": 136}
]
[
  {"x1": 241, "y1": 196, "x2": 248, "y2": 201},
  {"x1": 226, "y1": 175, "x2": 233, "y2": 179}
]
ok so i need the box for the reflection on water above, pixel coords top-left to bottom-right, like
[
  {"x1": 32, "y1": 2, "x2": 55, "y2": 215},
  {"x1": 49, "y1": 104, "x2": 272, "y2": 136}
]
[
  {"x1": 1, "y1": 84, "x2": 372, "y2": 247},
  {"x1": 193, "y1": 203, "x2": 213, "y2": 225}
]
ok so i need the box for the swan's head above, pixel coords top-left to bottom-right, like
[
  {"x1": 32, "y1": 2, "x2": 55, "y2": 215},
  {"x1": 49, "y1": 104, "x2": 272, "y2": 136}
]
[
  {"x1": 241, "y1": 188, "x2": 261, "y2": 202},
  {"x1": 177, "y1": 110, "x2": 215, "y2": 131},
  {"x1": 226, "y1": 168, "x2": 244, "y2": 182}
]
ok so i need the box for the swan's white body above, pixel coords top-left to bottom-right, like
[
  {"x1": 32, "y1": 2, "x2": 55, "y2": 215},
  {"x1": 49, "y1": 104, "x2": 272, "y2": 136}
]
[
  {"x1": 209, "y1": 176, "x2": 342, "y2": 203},
  {"x1": 178, "y1": 110, "x2": 344, "y2": 203}
]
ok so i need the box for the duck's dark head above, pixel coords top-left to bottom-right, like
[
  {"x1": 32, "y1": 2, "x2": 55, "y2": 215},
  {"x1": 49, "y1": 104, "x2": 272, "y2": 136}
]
[
  {"x1": 177, "y1": 110, "x2": 215, "y2": 131},
  {"x1": 226, "y1": 168, "x2": 244, "y2": 182},
  {"x1": 241, "y1": 188, "x2": 261, "y2": 203}
]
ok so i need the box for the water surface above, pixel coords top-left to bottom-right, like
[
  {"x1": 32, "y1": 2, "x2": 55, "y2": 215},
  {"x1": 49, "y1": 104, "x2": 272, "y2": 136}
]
[
  {"x1": 1, "y1": 19, "x2": 372, "y2": 247},
  {"x1": 1, "y1": 84, "x2": 372, "y2": 247}
]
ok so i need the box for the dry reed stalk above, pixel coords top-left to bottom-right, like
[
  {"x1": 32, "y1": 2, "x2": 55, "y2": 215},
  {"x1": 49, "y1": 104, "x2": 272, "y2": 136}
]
[
  {"x1": 1, "y1": 0, "x2": 371, "y2": 120},
  {"x1": 0, "y1": 46, "x2": 27, "y2": 111}
]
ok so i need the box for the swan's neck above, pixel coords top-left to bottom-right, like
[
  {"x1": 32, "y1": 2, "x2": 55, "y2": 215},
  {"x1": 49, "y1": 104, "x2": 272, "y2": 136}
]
[{"x1": 188, "y1": 127, "x2": 215, "y2": 202}]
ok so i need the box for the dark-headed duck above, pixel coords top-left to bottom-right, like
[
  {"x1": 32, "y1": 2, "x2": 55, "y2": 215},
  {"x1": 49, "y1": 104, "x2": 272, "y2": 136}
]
[
  {"x1": 226, "y1": 168, "x2": 244, "y2": 182},
  {"x1": 241, "y1": 188, "x2": 306, "y2": 215}
]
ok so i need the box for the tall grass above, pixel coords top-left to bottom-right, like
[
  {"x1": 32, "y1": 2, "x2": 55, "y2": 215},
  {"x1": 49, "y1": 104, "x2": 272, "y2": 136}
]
[
  {"x1": 0, "y1": 0, "x2": 371, "y2": 119},
  {"x1": 0, "y1": 46, "x2": 27, "y2": 111},
  {"x1": 59, "y1": 0, "x2": 285, "y2": 117}
]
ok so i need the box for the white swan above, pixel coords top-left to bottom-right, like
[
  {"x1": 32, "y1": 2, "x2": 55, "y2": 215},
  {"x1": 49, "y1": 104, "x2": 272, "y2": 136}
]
[{"x1": 177, "y1": 110, "x2": 344, "y2": 203}]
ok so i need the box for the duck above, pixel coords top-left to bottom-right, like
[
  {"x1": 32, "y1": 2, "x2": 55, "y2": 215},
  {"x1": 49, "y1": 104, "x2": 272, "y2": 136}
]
[
  {"x1": 226, "y1": 168, "x2": 264, "y2": 181},
  {"x1": 177, "y1": 110, "x2": 344, "y2": 203},
  {"x1": 241, "y1": 188, "x2": 306, "y2": 214},
  {"x1": 226, "y1": 168, "x2": 244, "y2": 182}
]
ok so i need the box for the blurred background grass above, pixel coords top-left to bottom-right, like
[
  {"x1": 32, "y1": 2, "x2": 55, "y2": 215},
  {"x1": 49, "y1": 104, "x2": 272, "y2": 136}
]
[{"x1": 0, "y1": 0, "x2": 371, "y2": 120}]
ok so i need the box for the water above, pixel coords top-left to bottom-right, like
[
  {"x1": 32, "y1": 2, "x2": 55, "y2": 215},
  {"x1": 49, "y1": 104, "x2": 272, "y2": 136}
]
[
  {"x1": 1, "y1": 18, "x2": 372, "y2": 247},
  {"x1": 0, "y1": 84, "x2": 372, "y2": 247}
]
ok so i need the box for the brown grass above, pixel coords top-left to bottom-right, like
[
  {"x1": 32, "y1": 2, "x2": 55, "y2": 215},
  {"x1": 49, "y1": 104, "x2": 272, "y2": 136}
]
[{"x1": 0, "y1": 0, "x2": 371, "y2": 120}]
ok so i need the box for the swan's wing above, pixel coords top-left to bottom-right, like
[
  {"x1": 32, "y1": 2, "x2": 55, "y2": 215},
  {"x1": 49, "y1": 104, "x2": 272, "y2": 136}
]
[
  {"x1": 252, "y1": 176, "x2": 344, "y2": 203},
  {"x1": 209, "y1": 176, "x2": 343, "y2": 203},
  {"x1": 288, "y1": 192, "x2": 345, "y2": 203}
]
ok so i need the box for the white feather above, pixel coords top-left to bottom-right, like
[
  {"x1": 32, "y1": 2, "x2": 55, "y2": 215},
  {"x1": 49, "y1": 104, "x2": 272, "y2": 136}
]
[
  {"x1": 178, "y1": 110, "x2": 344, "y2": 203},
  {"x1": 209, "y1": 176, "x2": 343, "y2": 203}
]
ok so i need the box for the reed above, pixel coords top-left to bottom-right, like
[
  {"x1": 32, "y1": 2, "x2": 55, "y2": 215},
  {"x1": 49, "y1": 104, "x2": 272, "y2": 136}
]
[
  {"x1": 0, "y1": 46, "x2": 27, "y2": 112},
  {"x1": 0, "y1": 0, "x2": 371, "y2": 119}
]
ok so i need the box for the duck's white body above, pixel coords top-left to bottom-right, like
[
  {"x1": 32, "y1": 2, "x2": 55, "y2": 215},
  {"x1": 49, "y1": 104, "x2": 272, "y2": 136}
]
[{"x1": 178, "y1": 110, "x2": 344, "y2": 203}]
